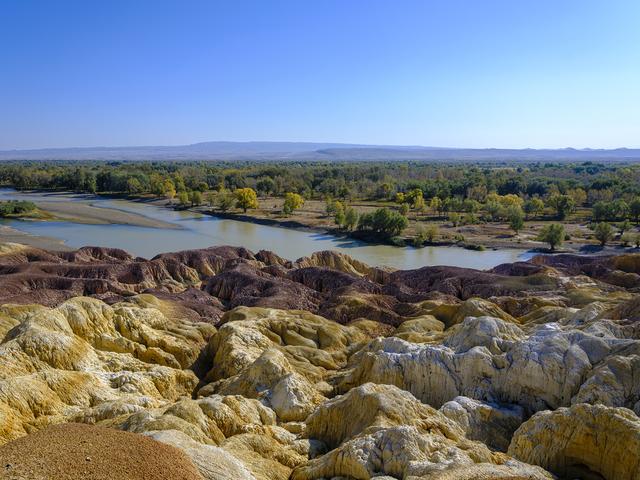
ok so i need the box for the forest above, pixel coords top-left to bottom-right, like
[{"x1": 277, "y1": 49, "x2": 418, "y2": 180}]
[{"x1": 1, "y1": 160, "x2": 639, "y2": 247}]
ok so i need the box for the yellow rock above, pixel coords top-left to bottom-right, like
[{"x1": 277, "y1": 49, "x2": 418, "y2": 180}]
[{"x1": 509, "y1": 403, "x2": 640, "y2": 480}]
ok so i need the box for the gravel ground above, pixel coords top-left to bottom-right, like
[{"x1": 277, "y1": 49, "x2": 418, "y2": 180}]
[{"x1": 0, "y1": 423, "x2": 204, "y2": 480}]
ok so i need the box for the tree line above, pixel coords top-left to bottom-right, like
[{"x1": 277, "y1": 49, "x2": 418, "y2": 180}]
[{"x1": 2, "y1": 159, "x2": 640, "y2": 245}]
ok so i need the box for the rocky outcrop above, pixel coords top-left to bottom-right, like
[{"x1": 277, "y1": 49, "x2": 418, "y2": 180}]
[
  {"x1": 339, "y1": 312, "x2": 640, "y2": 414},
  {"x1": 439, "y1": 396, "x2": 524, "y2": 452},
  {"x1": 2, "y1": 243, "x2": 632, "y2": 327},
  {"x1": 2, "y1": 245, "x2": 640, "y2": 479},
  {"x1": 108, "y1": 394, "x2": 313, "y2": 480},
  {"x1": 144, "y1": 429, "x2": 256, "y2": 480},
  {"x1": 0, "y1": 296, "x2": 213, "y2": 443},
  {"x1": 199, "y1": 306, "x2": 370, "y2": 421},
  {"x1": 509, "y1": 403, "x2": 640, "y2": 480},
  {"x1": 293, "y1": 383, "x2": 551, "y2": 480},
  {"x1": 304, "y1": 383, "x2": 461, "y2": 448},
  {"x1": 294, "y1": 250, "x2": 375, "y2": 276}
]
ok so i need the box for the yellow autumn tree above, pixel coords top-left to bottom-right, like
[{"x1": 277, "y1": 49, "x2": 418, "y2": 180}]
[{"x1": 234, "y1": 188, "x2": 259, "y2": 212}]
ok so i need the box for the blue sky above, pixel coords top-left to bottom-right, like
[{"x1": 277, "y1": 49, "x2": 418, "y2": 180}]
[{"x1": 1, "y1": 0, "x2": 639, "y2": 149}]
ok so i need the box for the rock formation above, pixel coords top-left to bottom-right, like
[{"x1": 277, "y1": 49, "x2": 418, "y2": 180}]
[
  {"x1": 0, "y1": 243, "x2": 639, "y2": 479},
  {"x1": 509, "y1": 403, "x2": 640, "y2": 480}
]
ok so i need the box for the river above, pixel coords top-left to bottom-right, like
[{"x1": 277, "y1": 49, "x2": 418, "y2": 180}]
[{"x1": 0, "y1": 189, "x2": 533, "y2": 270}]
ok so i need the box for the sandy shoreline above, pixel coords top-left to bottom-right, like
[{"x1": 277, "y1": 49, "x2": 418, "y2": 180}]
[
  {"x1": 37, "y1": 200, "x2": 180, "y2": 229},
  {"x1": 0, "y1": 190, "x2": 179, "y2": 229},
  {"x1": 1, "y1": 190, "x2": 629, "y2": 259},
  {"x1": 0, "y1": 190, "x2": 180, "y2": 251},
  {"x1": 0, "y1": 225, "x2": 73, "y2": 251}
]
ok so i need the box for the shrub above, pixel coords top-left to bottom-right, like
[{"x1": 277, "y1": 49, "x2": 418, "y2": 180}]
[
  {"x1": 424, "y1": 225, "x2": 439, "y2": 243},
  {"x1": 621, "y1": 232, "x2": 633, "y2": 247},
  {"x1": 0, "y1": 200, "x2": 37, "y2": 217}
]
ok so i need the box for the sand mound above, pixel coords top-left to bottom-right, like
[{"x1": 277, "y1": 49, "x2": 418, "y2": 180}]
[{"x1": 0, "y1": 423, "x2": 203, "y2": 480}]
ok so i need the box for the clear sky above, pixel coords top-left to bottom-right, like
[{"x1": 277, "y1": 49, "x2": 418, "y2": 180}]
[{"x1": 1, "y1": 0, "x2": 639, "y2": 150}]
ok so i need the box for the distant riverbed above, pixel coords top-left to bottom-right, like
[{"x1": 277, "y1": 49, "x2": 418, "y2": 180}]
[{"x1": 0, "y1": 189, "x2": 533, "y2": 269}]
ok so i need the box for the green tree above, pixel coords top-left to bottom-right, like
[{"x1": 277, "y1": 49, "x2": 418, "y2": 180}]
[
  {"x1": 537, "y1": 224, "x2": 565, "y2": 251},
  {"x1": 163, "y1": 179, "x2": 176, "y2": 202},
  {"x1": 413, "y1": 226, "x2": 427, "y2": 247},
  {"x1": 189, "y1": 190, "x2": 203, "y2": 206},
  {"x1": 172, "y1": 174, "x2": 186, "y2": 193},
  {"x1": 149, "y1": 174, "x2": 165, "y2": 195},
  {"x1": 592, "y1": 201, "x2": 611, "y2": 221},
  {"x1": 611, "y1": 199, "x2": 630, "y2": 220},
  {"x1": 234, "y1": 188, "x2": 259, "y2": 213},
  {"x1": 406, "y1": 188, "x2": 423, "y2": 204},
  {"x1": 485, "y1": 200, "x2": 505, "y2": 221},
  {"x1": 282, "y1": 192, "x2": 305, "y2": 215},
  {"x1": 594, "y1": 222, "x2": 613, "y2": 246},
  {"x1": 462, "y1": 199, "x2": 481, "y2": 213},
  {"x1": 325, "y1": 198, "x2": 343, "y2": 217},
  {"x1": 358, "y1": 207, "x2": 408, "y2": 237},
  {"x1": 619, "y1": 220, "x2": 632, "y2": 236},
  {"x1": 344, "y1": 207, "x2": 359, "y2": 230},
  {"x1": 85, "y1": 174, "x2": 97, "y2": 194},
  {"x1": 256, "y1": 177, "x2": 276, "y2": 196},
  {"x1": 376, "y1": 182, "x2": 393, "y2": 200},
  {"x1": 424, "y1": 224, "x2": 439, "y2": 243},
  {"x1": 630, "y1": 197, "x2": 640, "y2": 224},
  {"x1": 568, "y1": 188, "x2": 587, "y2": 207},
  {"x1": 0, "y1": 200, "x2": 37, "y2": 217},
  {"x1": 463, "y1": 212, "x2": 478, "y2": 225},
  {"x1": 507, "y1": 205, "x2": 525, "y2": 234},
  {"x1": 126, "y1": 177, "x2": 144, "y2": 194},
  {"x1": 524, "y1": 198, "x2": 544, "y2": 219},
  {"x1": 217, "y1": 189, "x2": 235, "y2": 212},
  {"x1": 178, "y1": 190, "x2": 189, "y2": 206},
  {"x1": 399, "y1": 203, "x2": 410, "y2": 216},
  {"x1": 547, "y1": 194, "x2": 575, "y2": 220},
  {"x1": 429, "y1": 197, "x2": 442, "y2": 216}
]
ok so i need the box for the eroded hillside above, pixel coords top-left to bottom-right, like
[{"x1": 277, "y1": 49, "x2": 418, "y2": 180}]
[{"x1": 1, "y1": 242, "x2": 639, "y2": 479}]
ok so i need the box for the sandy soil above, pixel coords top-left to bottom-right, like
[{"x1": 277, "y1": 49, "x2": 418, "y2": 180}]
[
  {"x1": 0, "y1": 423, "x2": 203, "y2": 480},
  {"x1": 36, "y1": 200, "x2": 179, "y2": 229},
  {"x1": 0, "y1": 225, "x2": 72, "y2": 251}
]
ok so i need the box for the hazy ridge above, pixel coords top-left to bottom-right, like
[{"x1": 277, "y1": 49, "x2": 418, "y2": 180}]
[{"x1": 2, "y1": 141, "x2": 640, "y2": 161}]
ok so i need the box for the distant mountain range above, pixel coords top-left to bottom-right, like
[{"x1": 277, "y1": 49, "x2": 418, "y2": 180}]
[{"x1": 1, "y1": 141, "x2": 640, "y2": 162}]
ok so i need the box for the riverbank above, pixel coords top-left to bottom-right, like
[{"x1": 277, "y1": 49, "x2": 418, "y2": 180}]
[
  {"x1": 0, "y1": 191, "x2": 180, "y2": 229},
  {"x1": 0, "y1": 189, "x2": 625, "y2": 255},
  {"x1": 0, "y1": 189, "x2": 534, "y2": 269},
  {"x1": 187, "y1": 197, "x2": 593, "y2": 252},
  {"x1": 0, "y1": 225, "x2": 72, "y2": 251}
]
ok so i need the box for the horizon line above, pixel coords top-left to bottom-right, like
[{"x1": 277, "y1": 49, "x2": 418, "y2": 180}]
[{"x1": 2, "y1": 140, "x2": 640, "y2": 153}]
